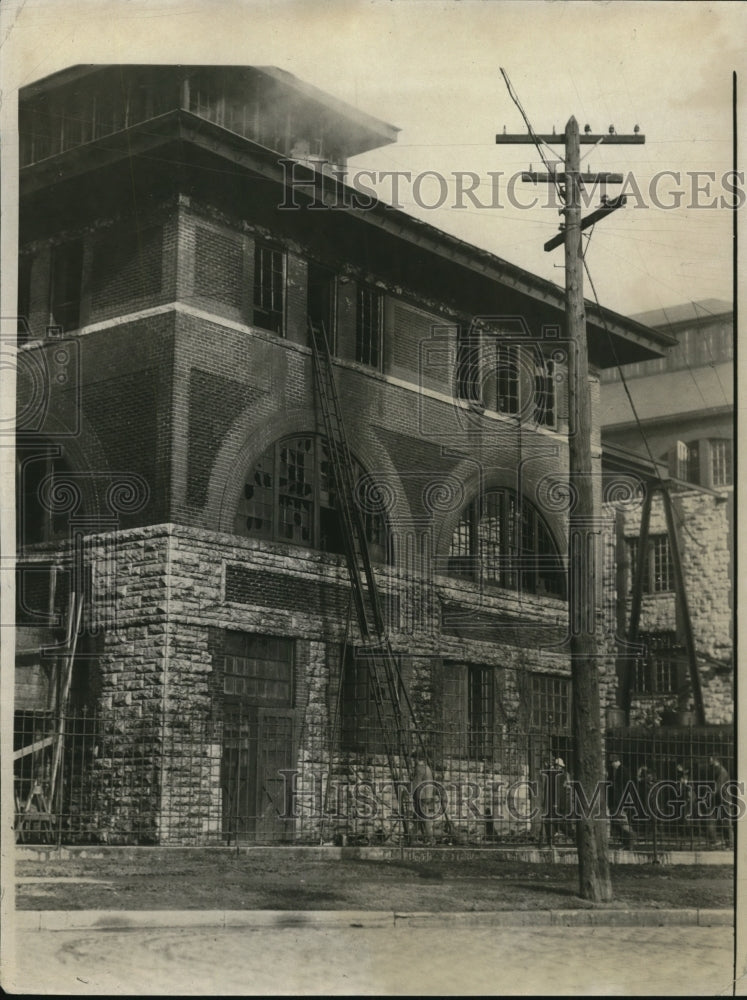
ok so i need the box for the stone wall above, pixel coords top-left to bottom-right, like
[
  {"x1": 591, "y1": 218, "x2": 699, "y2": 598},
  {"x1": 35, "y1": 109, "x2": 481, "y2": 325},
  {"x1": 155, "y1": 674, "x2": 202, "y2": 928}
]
[{"x1": 603, "y1": 487, "x2": 733, "y2": 726}]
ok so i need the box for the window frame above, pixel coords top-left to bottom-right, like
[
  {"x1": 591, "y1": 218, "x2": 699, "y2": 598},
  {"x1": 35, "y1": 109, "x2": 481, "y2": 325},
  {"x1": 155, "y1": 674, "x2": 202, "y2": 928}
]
[
  {"x1": 448, "y1": 488, "x2": 566, "y2": 599},
  {"x1": 709, "y1": 438, "x2": 732, "y2": 488},
  {"x1": 529, "y1": 672, "x2": 572, "y2": 733},
  {"x1": 253, "y1": 240, "x2": 286, "y2": 335},
  {"x1": 235, "y1": 433, "x2": 388, "y2": 560},
  {"x1": 632, "y1": 630, "x2": 681, "y2": 695},
  {"x1": 223, "y1": 631, "x2": 295, "y2": 706},
  {"x1": 627, "y1": 533, "x2": 674, "y2": 595},
  {"x1": 442, "y1": 661, "x2": 495, "y2": 760},
  {"x1": 356, "y1": 285, "x2": 383, "y2": 370}
]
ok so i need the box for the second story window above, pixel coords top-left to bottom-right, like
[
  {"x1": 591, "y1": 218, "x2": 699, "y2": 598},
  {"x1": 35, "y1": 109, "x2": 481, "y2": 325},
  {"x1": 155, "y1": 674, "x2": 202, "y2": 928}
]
[
  {"x1": 49, "y1": 240, "x2": 83, "y2": 332},
  {"x1": 356, "y1": 286, "x2": 382, "y2": 369},
  {"x1": 674, "y1": 439, "x2": 700, "y2": 484},
  {"x1": 253, "y1": 242, "x2": 285, "y2": 335},
  {"x1": 710, "y1": 439, "x2": 732, "y2": 487},
  {"x1": 627, "y1": 534, "x2": 674, "y2": 595}
]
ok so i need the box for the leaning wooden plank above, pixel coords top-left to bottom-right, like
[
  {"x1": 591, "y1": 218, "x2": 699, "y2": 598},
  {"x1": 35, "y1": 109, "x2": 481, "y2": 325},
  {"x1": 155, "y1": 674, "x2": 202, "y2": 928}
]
[{"x1": 13, "y1": 735, "x2": 55, "y2": 760}]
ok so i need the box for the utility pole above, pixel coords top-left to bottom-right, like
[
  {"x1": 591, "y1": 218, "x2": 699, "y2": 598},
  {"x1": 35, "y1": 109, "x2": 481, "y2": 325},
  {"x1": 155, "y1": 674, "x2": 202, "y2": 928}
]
[{"x1": 496, "y1": 83, "x2": 644, "y2": 903}]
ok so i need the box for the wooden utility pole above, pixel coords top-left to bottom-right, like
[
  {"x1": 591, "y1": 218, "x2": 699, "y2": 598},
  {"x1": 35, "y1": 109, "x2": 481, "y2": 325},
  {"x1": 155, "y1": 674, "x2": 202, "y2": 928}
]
[
  {"x1": 563, "y1": 116, "x2": 611, "y2": 902},
  {"x1": 496, "y1": 79, "x2": 644, "y2": 902}
]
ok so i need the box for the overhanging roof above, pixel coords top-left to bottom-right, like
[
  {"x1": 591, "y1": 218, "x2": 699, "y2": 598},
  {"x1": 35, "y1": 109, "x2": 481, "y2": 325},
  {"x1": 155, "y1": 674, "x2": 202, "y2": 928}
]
[
  {"x1": 601, "y1": 361, "x2": 732, "y2": 428},
  {"x1": 19, "y1": 66, "x2": 674, "y2": 368}
]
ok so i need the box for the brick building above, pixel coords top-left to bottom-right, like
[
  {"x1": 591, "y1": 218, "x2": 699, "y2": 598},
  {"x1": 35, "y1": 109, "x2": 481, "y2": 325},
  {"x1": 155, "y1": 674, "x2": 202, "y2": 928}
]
[
  {"x1": 15, "y1": 64, "x2": 673, "y2": 845},
  {"x1": 601, "y1": 302, "x2": 734, "y2": 727}
]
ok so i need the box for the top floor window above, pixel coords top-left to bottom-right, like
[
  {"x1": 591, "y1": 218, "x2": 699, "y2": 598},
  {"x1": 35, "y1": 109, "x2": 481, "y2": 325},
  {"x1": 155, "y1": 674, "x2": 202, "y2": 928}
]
[
  {"x1": 49, "y1": 240, "x2": 83, "y2": 332},
  {"x1": 456, "y1": 330, "x2": 557, "y2": 427},
  {"x1": 674, "y1": 440, "x2": 699, "y2": 484},
  {"x1": 253, "y1": 242, "x2": 285, "y2": 335},
  {"x1": 448, "y1": 488, "x2": 566, "y2": 599},
  {"x1": 666, "y1": 437, "x2": 732, "y2": 489},
  {"x1": 235, "y1": 433, "x2": 388, "y2": 560},
  {"x1": 356, "y1": 287, "x2": 382, "y2": 369},
  {"x1": 710, "y1": 439, "x2": 732, "y2": 487},
  {"x1": 307, "y1": 263, "x2": 337, "y2": 349}
]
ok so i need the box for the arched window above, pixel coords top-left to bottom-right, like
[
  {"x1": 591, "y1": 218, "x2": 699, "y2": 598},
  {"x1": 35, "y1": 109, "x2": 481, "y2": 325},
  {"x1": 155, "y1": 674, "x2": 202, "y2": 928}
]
[
  {"x1": 234, "y1": 434, "x2": 389, "y2": 560},
  {"x1": 448, "y1": 489, "x2": 565, "y2": 598}
]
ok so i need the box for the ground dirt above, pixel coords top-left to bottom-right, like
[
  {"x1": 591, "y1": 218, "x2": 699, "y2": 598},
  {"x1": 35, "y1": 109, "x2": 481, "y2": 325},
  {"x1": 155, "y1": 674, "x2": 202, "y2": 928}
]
[{"x1": 14, "y1": 853, "x2": 734, "y2": 912}]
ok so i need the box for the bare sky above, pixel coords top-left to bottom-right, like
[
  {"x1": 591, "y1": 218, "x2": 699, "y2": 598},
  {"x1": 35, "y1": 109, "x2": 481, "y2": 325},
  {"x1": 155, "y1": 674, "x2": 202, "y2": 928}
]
[{"x1": 2, "y1": 0, "x2": 744, "y2": 316}]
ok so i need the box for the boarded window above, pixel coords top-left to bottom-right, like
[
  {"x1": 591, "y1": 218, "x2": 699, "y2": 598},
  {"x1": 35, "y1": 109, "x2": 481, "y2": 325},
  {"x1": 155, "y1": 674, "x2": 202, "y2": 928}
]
[
  {"x1": 49, "y1": 240, "x2": 83, "y2": 331},
  {"x1": 195, "y1": 227, "x2": 243, "y2": 310},
  {"x1": 340, "y1": 646, "x2": 403, "y2": 754}
]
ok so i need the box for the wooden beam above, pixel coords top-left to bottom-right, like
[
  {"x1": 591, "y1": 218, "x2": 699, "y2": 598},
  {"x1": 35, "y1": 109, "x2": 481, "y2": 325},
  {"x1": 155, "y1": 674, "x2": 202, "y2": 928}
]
[
  {"x1": 544, "y1": 196, "x2": 627, "y2": 252},
  {"x1": 522, "y1": 172, "x2": 624, "y2": 184},
  {"x1": 13, "y1": 735, "x2": 55, "y2": 761},
  {"x1": 661, "y1": 488, "x2": 706, "y2": 726},
  {"x1": 623, "y1": 487, "x2": 653, "y2": 720},
  {"x1": 496, "y1": 133, "x2": 645, "y2": 144}
]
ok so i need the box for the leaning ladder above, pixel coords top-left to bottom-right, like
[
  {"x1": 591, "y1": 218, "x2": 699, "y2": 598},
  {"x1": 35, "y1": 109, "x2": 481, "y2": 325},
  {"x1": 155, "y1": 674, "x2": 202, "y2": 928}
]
[{"x1": 308, "y1": 319, "x2": 418, "y2": 835}]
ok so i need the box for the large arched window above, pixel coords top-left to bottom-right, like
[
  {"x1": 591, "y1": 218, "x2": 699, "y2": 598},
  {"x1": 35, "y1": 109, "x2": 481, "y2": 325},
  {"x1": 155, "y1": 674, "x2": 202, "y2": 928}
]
[
  {"x1": 234, "y1": 434, "x2": 389, "y2": 561},
  {"x1": 448, "y1": 489, "x2": 566, "y2": 598}
]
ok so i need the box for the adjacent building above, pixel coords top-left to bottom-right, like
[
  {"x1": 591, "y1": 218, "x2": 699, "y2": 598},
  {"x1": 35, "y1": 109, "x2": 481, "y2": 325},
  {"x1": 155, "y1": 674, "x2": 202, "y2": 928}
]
[{"x1": 601, "y1": 301, "x2": 734, "y2": 727}]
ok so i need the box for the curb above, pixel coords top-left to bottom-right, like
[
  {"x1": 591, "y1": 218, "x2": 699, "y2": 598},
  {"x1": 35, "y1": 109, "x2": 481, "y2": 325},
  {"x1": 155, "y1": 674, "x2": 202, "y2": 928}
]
[
  {"x1": 14, "y1": 845, "x2": 735, "y2": 866},
  {"x1": 15, "y1": 907, "x2": 734, "y2": 931}
]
